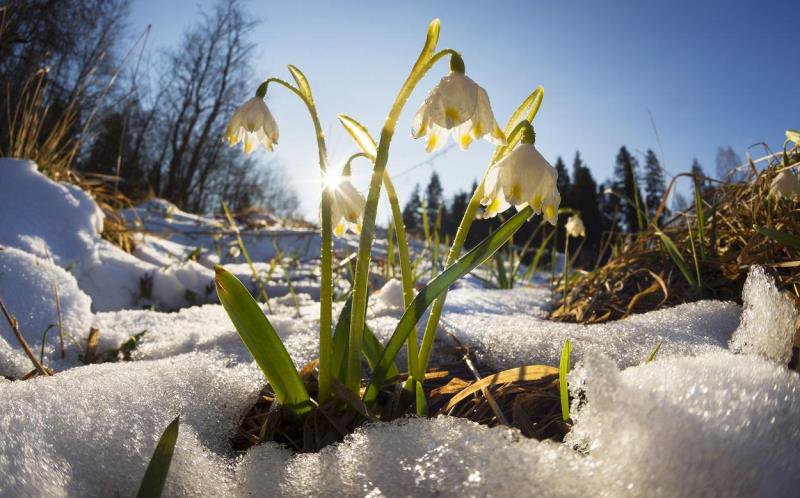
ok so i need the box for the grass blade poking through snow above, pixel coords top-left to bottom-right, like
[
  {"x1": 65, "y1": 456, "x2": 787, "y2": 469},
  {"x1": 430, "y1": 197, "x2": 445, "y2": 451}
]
[
  {"x1": 559, "y1": 339, "x2": 572, "y2": 422},
  {"x1": 137, "y1": 416, "x2": 179, "y2": 498},
  {"x1": 364, "y1": 205, "x2": 534, "y2": 406},
  {"x1": 214, "y1": 265, "x2": 312, "y2": 415}
]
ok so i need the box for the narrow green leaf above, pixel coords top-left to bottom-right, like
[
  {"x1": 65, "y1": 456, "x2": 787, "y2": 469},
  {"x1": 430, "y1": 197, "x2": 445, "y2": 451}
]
[
  {"x1": 492, "y1": 87, "x2": 544, "y2": 163},
  {"x1": 693, "y1": 178, "x2": 706, "y2": 260},
  {"x1": 420, "y1": 19, "x2": 441, "y2": 62},
  {"x1": 337, "y1": 115, "x2": 378, "y2": 159},
  {"x1": 654, "y1": 229, "x2": 697, "y2": 287},
  {"x1": 415, "y1": 380, "x2": 428, "y2": 417},
  {"x1": 137, "y1": 416, "x2": 179, "y2": 498},
  {"x1": 214, "y1": 266, "x2": 311, "y2": 415},
  {"x1": 754, "y1": 225, "x2": 800, "y2": 250},
  {"x1": 494, "y1": 251, "x2": 509, "y2": 289},
  {"x1": 559, "y1": 340, "x2": 572, "y2": 422},
  {"x1": 364, "y1": 206, "x2": 534, "y2": 404},
  {"x1": 646, "y1": 341, "x2": 662, "y2": 363},
  {"x1": 286, "y1": 64, "x2": 313, "y2": 101},
  {"x1": 332, "y1": 295, "x2": 398, "y2": 381}
]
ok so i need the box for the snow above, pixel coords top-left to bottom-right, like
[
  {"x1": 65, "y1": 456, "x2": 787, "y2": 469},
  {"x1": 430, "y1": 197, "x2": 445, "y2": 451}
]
[
  {"x1": 0, "y1": 353, "x2": 260, "y2": 496},
  {"x1": 0, "y1": 246, "x2": 93, "y2": 374},
  {"x1": 1, "y1": 159, "x2": 799, "y2": 496},
  {"x1": 730, "y1": 265, "x2": 797, "y2": 364},
  {"x1": 440, "y1": 287, "x2": 741, "y2": 369}
]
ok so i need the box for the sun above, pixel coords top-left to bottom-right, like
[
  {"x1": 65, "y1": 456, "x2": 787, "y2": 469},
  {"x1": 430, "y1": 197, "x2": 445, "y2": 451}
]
[{"x1": 323, "y1": 170, "x2": 343, "y2": 190}]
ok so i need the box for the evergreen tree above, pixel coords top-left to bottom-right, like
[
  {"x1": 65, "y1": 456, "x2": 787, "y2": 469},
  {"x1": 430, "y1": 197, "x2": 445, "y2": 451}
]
[
  {"x1": 402, "y1": 183, "x2": 423, "y2": 231},
  {"x1": 446, "y1": 188, "x2": 470, "y2": 237},
  {"x1": 569, "y1": 152, "x2": 603, "y2": 251},
  {"x1": 643, "y1": 149, "x2": 666, "y2": 219},
  {"x1": 612, "y1": 146, "x2": 643, "y2": 232},
  {"x1": 690, "y1": 158, "x2": 709, "y2": 193},
  {"x1": 425, "y1": 171, "x2": 445, "y2": 220},
  {"x1": 554, "y1": 156, "x2": 571, "y2": 205}
]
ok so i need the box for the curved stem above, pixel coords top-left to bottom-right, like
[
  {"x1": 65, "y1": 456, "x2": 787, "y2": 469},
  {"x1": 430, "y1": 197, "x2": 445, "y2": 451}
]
[
  {"x1": 343, "y1": 153, "x2": 419, "y2": 376},
  {"x1": 260, "y1": 76, "x2": 334, "y2": 403},
  {"x1": 346, "y1": 48, "x2": 458, "y2": 392}
]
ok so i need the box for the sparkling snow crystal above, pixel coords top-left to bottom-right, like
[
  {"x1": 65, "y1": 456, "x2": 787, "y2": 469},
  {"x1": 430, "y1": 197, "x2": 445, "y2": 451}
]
[{"x1": 730, "y1": 265, "x2": 797, "y2": 364}]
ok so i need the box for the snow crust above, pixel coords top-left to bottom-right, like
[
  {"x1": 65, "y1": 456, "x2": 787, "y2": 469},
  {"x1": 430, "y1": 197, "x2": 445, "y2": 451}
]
[{"x1": 730, "y1": 265, "x2": 797, "y2": 364}]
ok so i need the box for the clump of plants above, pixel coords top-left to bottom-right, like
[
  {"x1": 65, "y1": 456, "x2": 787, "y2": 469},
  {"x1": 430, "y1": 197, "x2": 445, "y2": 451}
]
[
  {"x1": 215, "y1": 19, "x2": 571, "y2": 451},
  {"x1": 551, "y1": 132, "x2": 800, "y2": 324}
]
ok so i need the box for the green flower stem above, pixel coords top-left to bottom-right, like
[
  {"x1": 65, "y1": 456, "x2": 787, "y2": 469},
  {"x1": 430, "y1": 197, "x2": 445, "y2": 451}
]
[
  {"x1": 562, "y1": 236, "x2": 570, "y2": 306},
  {"x1": 345, "y1": 47, "x2": 459, "y2": 393},
  {"x1": 343, "y1": 153, "x2": 419, "y2": 378},
  {"x1": 260, "y1": 77, "x2": 334, "y2": 403},
  {"x1": 415, "y1": 178, "x2": 485, "y2": 376},
  {"x1": 417, "y1": 120, "x2": 542, "y2": 375}
]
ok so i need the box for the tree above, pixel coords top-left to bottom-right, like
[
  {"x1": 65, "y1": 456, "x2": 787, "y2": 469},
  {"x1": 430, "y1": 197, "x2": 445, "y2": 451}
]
[
  {"x1": 612, "y1": 146, "x2": 643, "y2": 233},
  {"x1": 643, "y1": 149, "x2": 666, "y2": 219},
  {"x1": 424, "y1": 171, "x2": 445, "y2": 221},
  {"x1": 569, "y1": 152, "x2": 602, "y2": 251},
  {"x1": 446, "y1": 188, "x2": 470, "y2": 238},
  {"x1": 715, "y1": 145, "x2": 743, "y2": 182},
  {"x1": 554, "y1": 156, "x2": 571, "y2": 206},
  {"x1": 402, "y1": 183, "x2": 423, "y2": 231},
  {"x1": 690, "y1": 158, "x2": 709, "y2": 194}
]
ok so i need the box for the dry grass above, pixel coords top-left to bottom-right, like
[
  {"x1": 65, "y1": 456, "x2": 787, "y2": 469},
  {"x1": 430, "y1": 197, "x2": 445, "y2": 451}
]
[
  {"x1": 551, "y1": 149, "x2": 800, "y2": 324},
  {"x1": 232, "y1": 351, "x2": 569, "y2": 453}
]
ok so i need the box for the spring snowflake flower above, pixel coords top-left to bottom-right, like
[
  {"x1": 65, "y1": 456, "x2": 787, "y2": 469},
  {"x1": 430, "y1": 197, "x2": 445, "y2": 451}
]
[
  {"x1": 769, "y1": 170, "x2": 800, "y2": 200},
  {"x1": 565, "y1": 215, "x2": 586, "y2": 238},
  {"x1": 411, "y1": 71, "x2": 505, "y2": 152},
  {"x1": 481, "y1": 141, "x2": 561, "y2": 225},
  {"x1": 329, "y1": 178, "x2": 366, "y2": 237},
  {"x1": 225, "y1": 97, "x2": 279, "y2": 154}
]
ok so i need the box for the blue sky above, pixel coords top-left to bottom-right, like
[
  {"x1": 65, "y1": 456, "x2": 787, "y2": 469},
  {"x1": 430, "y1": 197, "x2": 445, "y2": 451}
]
[{"x1": 130, "y1": 0, "x2": 799, "y2": 219}]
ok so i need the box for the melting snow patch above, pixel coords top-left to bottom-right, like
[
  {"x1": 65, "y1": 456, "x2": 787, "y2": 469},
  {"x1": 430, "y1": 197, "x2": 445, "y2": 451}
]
[
  {"x1": 0, "y1": 353, "x2": 260, "y2": 496},
  {"x1": 730, "y1": 265, "x2": 797, "y2": 364},
  {"x1": 0, "y1": 246, "x2": 93, "y2": 371}
]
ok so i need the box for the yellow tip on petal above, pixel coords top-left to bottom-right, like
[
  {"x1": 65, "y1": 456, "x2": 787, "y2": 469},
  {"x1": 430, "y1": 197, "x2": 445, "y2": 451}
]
[
  {"x1": 460, "y1": 133, "x2": 472, "y2": 150},
  {"x1": 426, "y1": 133, "x2": 438, "y2": 153}
]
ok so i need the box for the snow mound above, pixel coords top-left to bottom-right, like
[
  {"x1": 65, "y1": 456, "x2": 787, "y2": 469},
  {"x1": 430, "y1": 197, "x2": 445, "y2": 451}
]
[
  {"x1": 568, "y1": 352, "x2": 800, "y2": 496},
  {"x1": 373, "y1": 278, "x2": 406, "y2": 310},
  {"x1": 0, "y1": 246, "x2": 93, "y2": 371},
  {"x1": 237, "y1": 416, "x2": 591, "y2": 497},
  {"x1": 0, "y1": 353, "x2": 261, "y2": 496},
  {"x1": 730, "y1": 266, "x2": 797, "y2": 364},
  {"x1": 0, "y1": 159, "x2": 217, "y2": 311},
  {"x1": 442, "y1": 287, "x2": 741, "y2": 368}
]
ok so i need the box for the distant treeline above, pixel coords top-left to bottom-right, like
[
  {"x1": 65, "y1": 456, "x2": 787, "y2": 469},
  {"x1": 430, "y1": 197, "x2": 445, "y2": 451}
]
[{"x1": 402, "y1": 145, "x2": 743, "y2": 266}]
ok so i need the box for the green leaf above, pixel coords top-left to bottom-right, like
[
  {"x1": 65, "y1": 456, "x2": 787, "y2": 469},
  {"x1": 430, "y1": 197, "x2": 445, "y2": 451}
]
[
  {"x1": 693, "y1": 178, "x2": 706, "y2": 260},
  {"x1": 559, "y1": 340, "x2": 572, "y2": 422},
  {"x1": 654, "y1": 228, "x2": 697, "y2": 287},
  {"x1": 754, "y1": 225, "x2": 800, "y2": 250},
  {"x1": 492, "y1": 87, "x2": 544, "y2": 163},
  {"x1": 332, "y1": 295, "x2": 398, "y2": 381},
  {"x1": 137, "y1": 416, "x2": 179, "y2": 498},
  {"x1": 494, "y1": 251, "x2": 509, "y2": 289},
  {"x1": 364, "y1": 205, "x2": 534, "y2": 405},
  {"x1": 214, "y1": 266, "x2": 311, "y2": 415},
  {"x1": 786, "y1": 129, "x2": 800, "y2": 144},
  {"x1": 646, "y1": 341, "x2": 662, "y2": 363},
  {"x1": 286, "y1": 64, "x2": 313, "y2": 101},
  {"x1": 415, "y1": 380, "x2": 428, "y2": 417},
  {"x1": 337, "y1": 115, "x2": 378, "y2": 159},
  {"x1": 419, "y1": 19, "x2": 441, "y2": 63}
]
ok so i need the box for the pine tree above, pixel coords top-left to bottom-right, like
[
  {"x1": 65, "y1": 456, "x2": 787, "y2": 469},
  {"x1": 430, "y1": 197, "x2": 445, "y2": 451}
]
[
  {"x1": 402, "y1": 183, "x2": 422, "y2": 231},
  {"x1": 569, "y1": 152, "x2": 602, "y2": 251},
  {"x1": 715, "y1": 146, "x2": 743, "y2": 182},
  {"x1": 612, "y1": 146, "x2": 643, "y2": 232},
  {"x1": 643, "y1": 149, "x2": 666, "y2": 220},
  {"x1": 446, "y1": 188, "x2": 470, "y2": 238},
  {"x1": 690, "y1": 158, "x2": 709, "y2": 193},
  {"x1": 425, "y1": 172, "x2": 445, "y2": 220},
  {"x1": 554, "y1": 156, "x2": 571, "y2": 205}
]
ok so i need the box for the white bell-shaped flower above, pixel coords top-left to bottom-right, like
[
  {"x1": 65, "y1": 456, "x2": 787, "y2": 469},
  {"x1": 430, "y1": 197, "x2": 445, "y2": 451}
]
[
  {"x1": 412, "y1": 70, "x2": 505, "y2": 152},
  {"x1": 225, "y1": 97, "x2": 279, "y2": 154},
  {"x1": 481, "y1": 139, "x2": 561, "y2": 225},
  {"x1": 328, "y1": 177, "x2": 366, "y2": 237},
  {"x1": 769, "y1": 170, "x2": 800, "y2": 200},
  {"x1": 565, "y1": 215, "x2": 586, "y2": 238}
]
